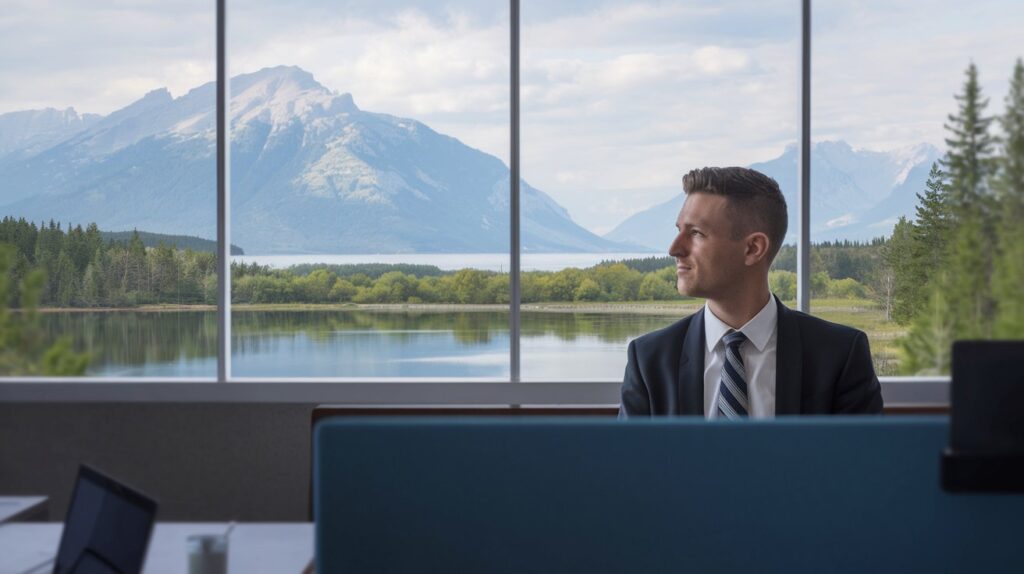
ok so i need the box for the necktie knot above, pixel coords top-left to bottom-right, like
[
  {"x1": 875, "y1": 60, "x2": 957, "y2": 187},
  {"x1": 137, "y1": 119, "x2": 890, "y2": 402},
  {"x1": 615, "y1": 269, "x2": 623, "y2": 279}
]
[{"x1": 723, "y1": 330, "x2": 747, "y2": 350}]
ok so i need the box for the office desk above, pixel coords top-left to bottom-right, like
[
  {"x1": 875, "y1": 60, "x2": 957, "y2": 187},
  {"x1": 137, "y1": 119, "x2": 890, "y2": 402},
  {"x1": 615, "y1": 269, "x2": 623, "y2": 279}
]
[
  {"x1": 0, "y1": 523, "x2": 313, "y2": 574},
  {"x1": 0, "y1": 497, "x2": 47, "y2": 523}
]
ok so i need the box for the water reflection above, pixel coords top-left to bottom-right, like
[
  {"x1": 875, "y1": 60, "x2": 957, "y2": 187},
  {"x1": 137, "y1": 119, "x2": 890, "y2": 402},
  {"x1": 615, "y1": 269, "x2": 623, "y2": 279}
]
[{"x1": 39, "y1": 309, "x2": 683, "y2": 378}]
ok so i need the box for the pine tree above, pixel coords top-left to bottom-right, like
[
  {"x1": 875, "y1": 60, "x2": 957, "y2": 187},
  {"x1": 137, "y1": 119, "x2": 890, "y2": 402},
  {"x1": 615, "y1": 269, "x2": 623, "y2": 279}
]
[
  {"x1": 912, "y1": 162, "x2": 952, "y2": 269},
  {"x1": 885, "y1": 217, "x2": 920, "y2": 324},
  {"x1": 900, "y1": 63, "x2": 1001, "y2": 372},
  {"x1": 992, "y1": 58, "x2": 1024, "y2": 215},
  {"x1": 943, "y1": 214, "x2": 989, "y2": 339},
  {"x1": 0, "y1": 245, "x2": 89, "y2": 375},
  {"x1": 993, "y1": 58, "x2": 1024, "y2": 339},
  {"x1": 54, "y1": 251, "x2": 78, "y2": 307},
  {"x1": 900, "y1": 277, "x2": 956, "y2": 375},
  {"x1": 942, "y1": 62, "x2": 996, "y2": 219}
]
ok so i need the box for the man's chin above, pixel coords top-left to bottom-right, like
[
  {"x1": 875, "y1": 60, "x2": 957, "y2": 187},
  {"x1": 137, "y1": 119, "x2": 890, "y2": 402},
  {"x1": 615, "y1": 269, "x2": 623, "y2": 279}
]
[{"x1": 676, "y1": 281, "x2": 703, "y2": 298}]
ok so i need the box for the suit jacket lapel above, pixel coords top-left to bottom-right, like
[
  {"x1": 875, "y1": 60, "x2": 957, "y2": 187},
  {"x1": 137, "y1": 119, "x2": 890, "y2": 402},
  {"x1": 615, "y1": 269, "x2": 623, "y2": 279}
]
[
  {"x1": 677, "y1": 307, "x2": 706, "y2": 415},
  {"x1": 774, "y1": 296, "x2": 802, "y2": 415}
]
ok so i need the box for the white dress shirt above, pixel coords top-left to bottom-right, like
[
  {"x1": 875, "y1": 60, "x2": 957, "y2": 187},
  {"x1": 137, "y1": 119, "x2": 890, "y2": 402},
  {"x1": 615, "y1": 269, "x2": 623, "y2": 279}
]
[{"x1": 703, "y1": 296, "x2": 778, "y2": 418}]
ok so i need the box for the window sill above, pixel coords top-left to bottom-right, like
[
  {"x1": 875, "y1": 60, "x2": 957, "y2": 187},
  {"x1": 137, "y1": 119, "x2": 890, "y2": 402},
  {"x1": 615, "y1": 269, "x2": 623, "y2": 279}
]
[{"x1": 0, "y1": 377, "x2": 948, "y2": 406}]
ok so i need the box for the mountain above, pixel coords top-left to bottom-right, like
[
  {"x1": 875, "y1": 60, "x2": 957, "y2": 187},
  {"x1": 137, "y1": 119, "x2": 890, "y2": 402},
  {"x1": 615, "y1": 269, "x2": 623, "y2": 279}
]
[
  {"x1": 0, "y1": 66, "x2": 633, "y2": 254},
  {"x1": 0, "y1": 107, "x2": 101, "y2": 159},
  {"x1": 604, "y1": 141, "x2": 941, "y2": 251}
]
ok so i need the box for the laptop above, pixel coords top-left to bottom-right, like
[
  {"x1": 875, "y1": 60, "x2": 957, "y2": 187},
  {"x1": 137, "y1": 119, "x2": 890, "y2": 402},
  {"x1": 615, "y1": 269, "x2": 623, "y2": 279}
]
[
  {"x1": 951, "y1": 340, "x2": 1024, "y2": 455},
  {"x1": 52, "y1": 465, "x2": 158, "y2": 574}
]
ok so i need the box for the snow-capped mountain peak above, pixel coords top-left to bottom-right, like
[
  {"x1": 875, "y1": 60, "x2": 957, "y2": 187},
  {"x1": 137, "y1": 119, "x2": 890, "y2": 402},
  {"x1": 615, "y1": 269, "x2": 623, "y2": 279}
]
[
  {"x1": 229, "y1": 66, "x2": 357, "y2": 129},
  {"x1": 0, "y1": 66, "x2": 634, "y2": 255}
]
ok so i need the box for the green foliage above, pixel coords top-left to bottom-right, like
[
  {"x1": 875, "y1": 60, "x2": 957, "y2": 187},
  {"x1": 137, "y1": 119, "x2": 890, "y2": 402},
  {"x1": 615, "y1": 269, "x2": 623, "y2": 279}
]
[
  {"x1": 637, "y1": 268, "x2": 678, "y2": 301},
  {"x1": 573, "y1": 278, "x2": 602, "y2": 302},
  {"x1": 897, "y1": 60, "x2": 1024, "y2": 374},
  {"x1": 602, "y1": 256, "x2": 673, "y2": 274},
  {"x1": 886, "y1": 217, "x2": 922, "y2": 324},
  {"x1": 942, "y1": 62, "x2": 997, "y2": 217},
  {"x1": 900, "y1": 278, "x2": 956, "y2": 376},
  {"x1": 768, "y1": 270, "x2": 796, "y2": 301},
  {"x1": 0, "y1": 244, "x2": 89, "y2": 375},
  {"x1": 101, "y1": 229, "x2": 243, "y2": 255}
]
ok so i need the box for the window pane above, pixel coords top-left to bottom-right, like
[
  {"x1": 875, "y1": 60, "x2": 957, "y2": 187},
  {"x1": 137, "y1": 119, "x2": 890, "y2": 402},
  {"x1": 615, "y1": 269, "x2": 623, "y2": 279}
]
[
  {"x1": 811, "y1": 0, "x2": 1024, "y2": 376},
  {"x1": 0, "y1": 1, "x2": 216, "y2": 377},
  {"x1": 229, "y1": 1, "x2": 510, "y2": 377},
  {"x1": 520, "y1": 0, "x2": 799, "y2": 380}
]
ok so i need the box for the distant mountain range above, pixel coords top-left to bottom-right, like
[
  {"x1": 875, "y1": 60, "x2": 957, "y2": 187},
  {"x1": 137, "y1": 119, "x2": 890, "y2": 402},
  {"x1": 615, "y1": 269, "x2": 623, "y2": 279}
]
[
  {"x1": 0, "y1": 67, "x2": 941, "y2": 255},
  {"x1": 0, "y1": 66, "x2": 639, "y2": 255},
  {"x1": 604, "y1": 141, "x2": 942, "y2": 251}
]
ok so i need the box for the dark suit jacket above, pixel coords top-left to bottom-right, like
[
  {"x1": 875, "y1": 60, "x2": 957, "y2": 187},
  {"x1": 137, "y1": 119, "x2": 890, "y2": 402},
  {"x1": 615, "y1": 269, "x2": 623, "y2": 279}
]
[{"x1": 619, "y1": 297, "x2": 883, "y2": 417}]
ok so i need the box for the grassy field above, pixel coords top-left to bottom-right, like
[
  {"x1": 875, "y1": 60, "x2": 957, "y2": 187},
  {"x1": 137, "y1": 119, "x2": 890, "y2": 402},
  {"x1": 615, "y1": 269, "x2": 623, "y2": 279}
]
[{"x1": 803, "y1": 298, "x2": 906, "y2": 376}]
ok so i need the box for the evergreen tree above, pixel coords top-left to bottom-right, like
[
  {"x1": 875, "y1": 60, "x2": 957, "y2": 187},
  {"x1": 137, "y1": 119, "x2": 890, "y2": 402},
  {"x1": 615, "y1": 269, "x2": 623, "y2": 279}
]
[
  {"x1": 0, "y1": 244, "x2": 89, "y2": 375},
  {"x1": 900, "y1": 63, "x2": 1001, "y2": 371},
  {"x1": 912, "y1": 162, "x2": 952, "y2": 267},
  {"x1": 992, "y1": 58, "x2": 1024, "y2": 215},
  {"x1": 54, "y1": 251, "x2": 78, "y2": 307},
  {"x1": 993, "y1": 58, "x2": 1024, "y2": 339},
  {"x1": 885, "y1": 217, "x2": 919, "y2": 324},
  {"x1": 942, "y1": 214, "x2": 989, "y2": 339},
  {"x1": 81, "y1": 263, "x2": 100, "y2": 307},
  {"x1": 900, "y1": 277, "x2": 956, "y2": 375},
  {"x1": 942, "y1": 62, "x2": 996, "y2": 218}
]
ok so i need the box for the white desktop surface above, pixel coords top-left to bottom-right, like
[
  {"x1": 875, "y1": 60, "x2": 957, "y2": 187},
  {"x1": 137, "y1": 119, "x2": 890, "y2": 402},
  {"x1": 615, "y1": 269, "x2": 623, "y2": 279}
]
[
  {"x1": 0, "y1": 522, "x2": 313, "y2": 574},
  {"x1": 0, "y1": 497, "x2": 47, "y2": 524}
]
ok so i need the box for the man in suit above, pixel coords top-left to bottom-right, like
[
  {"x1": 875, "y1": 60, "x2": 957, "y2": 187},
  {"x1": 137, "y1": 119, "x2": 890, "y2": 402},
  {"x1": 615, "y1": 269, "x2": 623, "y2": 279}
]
[{"x1": 619, "y1": 167, "x2": 883, "y2": 418}]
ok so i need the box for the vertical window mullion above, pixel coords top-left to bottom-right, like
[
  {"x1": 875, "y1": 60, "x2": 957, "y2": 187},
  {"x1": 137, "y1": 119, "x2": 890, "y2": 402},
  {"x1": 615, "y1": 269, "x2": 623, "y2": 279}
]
[
  {"x1": 216, "y1": 0, "x2": 231, "y2": 382},
  {"x1": 797, "y1": 0, "x2": 811, "y2": 313},
  {"x1": 510, "y1": 0, "x2": 522, "y2": 383}
]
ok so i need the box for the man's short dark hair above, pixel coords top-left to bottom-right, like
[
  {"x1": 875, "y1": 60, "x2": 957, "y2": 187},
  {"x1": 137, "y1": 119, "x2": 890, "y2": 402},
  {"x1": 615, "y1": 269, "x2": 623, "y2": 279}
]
[{"x1": 681, "y1": 166, "x2": 788, "y2": 263}]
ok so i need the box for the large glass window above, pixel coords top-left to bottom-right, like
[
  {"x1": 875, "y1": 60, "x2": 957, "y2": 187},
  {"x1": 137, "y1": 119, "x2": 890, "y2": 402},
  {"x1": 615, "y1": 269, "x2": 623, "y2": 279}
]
[
  {"x1": 6, "y1": 0, "x2": 1011, "y2": 391},
  {"x1": 811, "y1": 0, "x2": 1024, "y2": 376},
  {"x1": 0, "y1": 1, "x2": 216, "y2": 376},
  {"x1": 228, "y1": 1, "x2": 510, "y2": 377},
  {"x1": 520, "y1": 0, "x2": 799, "y2": 380}
]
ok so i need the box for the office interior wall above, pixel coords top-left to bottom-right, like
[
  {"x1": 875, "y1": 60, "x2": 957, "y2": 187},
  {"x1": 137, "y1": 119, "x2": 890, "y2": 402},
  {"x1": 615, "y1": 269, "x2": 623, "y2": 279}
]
[{"x1": 0, "y1": 402, "x2": 315, "y2": 521}]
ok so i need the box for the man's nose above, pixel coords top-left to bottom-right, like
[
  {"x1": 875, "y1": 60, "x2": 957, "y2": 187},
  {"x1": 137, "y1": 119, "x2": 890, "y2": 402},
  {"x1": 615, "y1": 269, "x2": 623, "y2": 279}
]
[{"x1": 668, "y1": 232, "x2": 688, "y2": 257}]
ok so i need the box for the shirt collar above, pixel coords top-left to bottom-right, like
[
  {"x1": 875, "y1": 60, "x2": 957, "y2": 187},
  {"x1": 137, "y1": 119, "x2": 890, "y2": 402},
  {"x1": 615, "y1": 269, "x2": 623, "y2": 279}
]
[{"x1": 704, "y1": 295, "x2": 778, "y2": 353}]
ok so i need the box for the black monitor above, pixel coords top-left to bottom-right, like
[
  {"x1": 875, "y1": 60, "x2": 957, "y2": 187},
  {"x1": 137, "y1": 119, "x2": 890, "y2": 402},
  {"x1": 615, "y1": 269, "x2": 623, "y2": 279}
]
[
  {"x1": 951, "y1": 340, "x2": 1024, "y2": 455},
  {"x1": 53, "y1": 465, "x2": 158, "y2": 574}
]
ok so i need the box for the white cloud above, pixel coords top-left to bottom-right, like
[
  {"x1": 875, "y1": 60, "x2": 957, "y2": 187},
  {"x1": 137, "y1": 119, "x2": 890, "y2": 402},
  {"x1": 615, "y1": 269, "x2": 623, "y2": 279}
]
[
  {"x1": 693, "y1": 46, "x2": 752, "y2": 75},
  {"x1": 2, "y1": 0, "x2": 1021, "y2": 237},
  {"x1": 826, "y1": 214, "x2": 857, "y2": 229}
]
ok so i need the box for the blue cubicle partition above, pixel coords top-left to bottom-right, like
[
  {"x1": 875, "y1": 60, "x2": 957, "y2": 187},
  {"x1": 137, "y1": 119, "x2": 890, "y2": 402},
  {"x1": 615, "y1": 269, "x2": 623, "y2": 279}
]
[{"x1": 314, "y1": 418, "x2": 1023, "y2": 573}]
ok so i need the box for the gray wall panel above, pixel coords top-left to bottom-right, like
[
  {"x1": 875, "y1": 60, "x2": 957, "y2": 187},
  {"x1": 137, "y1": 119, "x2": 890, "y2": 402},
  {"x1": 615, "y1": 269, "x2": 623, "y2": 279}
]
[{"x1": 0, "y1": 403, "x2": 315, "y2": 521}]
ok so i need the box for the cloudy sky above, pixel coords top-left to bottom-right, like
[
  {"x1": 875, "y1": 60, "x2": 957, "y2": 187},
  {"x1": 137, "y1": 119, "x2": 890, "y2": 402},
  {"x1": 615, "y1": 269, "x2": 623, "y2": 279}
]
[{"x1": 1, "y1": 0, "x2": 1021, "y2": 235}]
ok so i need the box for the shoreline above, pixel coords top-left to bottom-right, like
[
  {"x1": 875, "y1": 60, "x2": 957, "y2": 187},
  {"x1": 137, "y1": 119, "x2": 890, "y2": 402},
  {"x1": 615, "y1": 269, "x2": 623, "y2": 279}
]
[
  {"x1": 31, "y1": 298, "x2": 880, "y2": 315},
  {"x1": 33, "y1": 301, "x2": 705, "y2": 315}
]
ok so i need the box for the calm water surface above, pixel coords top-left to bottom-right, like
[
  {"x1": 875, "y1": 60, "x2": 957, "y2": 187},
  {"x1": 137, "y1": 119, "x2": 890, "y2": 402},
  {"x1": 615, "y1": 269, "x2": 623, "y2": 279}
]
[{"x1": 41, "y1": 309, "x2": 684, "y2": 379}]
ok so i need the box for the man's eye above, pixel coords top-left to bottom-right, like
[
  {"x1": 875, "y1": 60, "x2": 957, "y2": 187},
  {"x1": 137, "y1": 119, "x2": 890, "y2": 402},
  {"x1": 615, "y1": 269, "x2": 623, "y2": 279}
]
[{"x1": 691, "y1": 230, "x2": 702, "y2": 237}]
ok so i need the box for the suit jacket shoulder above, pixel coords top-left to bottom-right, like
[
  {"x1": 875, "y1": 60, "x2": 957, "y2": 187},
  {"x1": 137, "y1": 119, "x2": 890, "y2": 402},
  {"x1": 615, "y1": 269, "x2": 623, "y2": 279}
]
[
  {"x1": 630, "y1": 313, "x2": 695, "y2": 359},
  {"x1": 777, "y1": 304, "x2": 883, "y2": 414},
  {"x1": 618, "y1": 308, "x2": 704, "y2": 418}
]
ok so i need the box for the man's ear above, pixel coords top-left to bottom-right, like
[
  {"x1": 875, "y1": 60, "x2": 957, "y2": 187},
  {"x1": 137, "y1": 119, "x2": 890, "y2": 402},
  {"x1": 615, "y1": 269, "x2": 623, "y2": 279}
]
[{"x1": 744, "y1": 232, "x2": 771, "y2": 267}]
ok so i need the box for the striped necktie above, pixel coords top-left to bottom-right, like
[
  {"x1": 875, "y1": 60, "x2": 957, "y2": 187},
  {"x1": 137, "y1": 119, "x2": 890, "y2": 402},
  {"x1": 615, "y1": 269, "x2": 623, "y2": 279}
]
[{"x1": 717, "y1": 330, "x2": 749, "y2": 418}]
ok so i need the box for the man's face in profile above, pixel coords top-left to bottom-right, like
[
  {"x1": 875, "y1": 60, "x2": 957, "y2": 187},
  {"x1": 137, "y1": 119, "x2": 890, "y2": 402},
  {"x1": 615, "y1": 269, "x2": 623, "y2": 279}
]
[{"x1": 669, "y1": 193, "x2": 748, "y2": 299}]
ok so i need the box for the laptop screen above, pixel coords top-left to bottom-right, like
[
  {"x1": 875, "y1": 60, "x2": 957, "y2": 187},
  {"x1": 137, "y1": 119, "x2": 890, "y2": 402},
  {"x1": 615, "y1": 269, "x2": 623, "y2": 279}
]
[{"x1": 53, "y1": 466, "x2": 157, "y2": 574}]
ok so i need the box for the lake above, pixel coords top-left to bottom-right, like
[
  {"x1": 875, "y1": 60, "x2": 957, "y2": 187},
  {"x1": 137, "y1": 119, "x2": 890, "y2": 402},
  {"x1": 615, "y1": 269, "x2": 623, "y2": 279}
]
[
  {"x1": 232, "y1": 252, "x2": 663, "y2": 272},
  {"x1": 40, "y1": 308, "x2": 685, "y2": 379}
]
